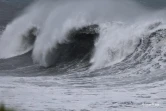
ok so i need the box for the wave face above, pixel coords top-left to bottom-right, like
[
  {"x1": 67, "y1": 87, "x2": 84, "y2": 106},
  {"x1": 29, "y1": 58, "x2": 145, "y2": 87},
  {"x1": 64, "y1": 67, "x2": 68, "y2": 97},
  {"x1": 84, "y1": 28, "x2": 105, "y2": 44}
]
[{"x1": 0, "y1": 0, "x2": 166, "y2": 70}]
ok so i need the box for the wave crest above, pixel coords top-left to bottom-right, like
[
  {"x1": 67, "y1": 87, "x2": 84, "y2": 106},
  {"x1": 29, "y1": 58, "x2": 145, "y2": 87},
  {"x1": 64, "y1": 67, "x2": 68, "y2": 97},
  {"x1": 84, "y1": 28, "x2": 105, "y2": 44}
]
[{"x1": 1, "y1": 0, "x2": 166, "y2": 70}]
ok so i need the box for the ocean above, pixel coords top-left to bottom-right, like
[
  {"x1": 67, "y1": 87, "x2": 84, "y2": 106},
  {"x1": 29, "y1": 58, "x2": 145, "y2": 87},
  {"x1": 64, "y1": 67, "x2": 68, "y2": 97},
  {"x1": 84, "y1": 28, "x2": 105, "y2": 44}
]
[{"x1": 0, "y1": 0, "x2": 166, "y2": 111}]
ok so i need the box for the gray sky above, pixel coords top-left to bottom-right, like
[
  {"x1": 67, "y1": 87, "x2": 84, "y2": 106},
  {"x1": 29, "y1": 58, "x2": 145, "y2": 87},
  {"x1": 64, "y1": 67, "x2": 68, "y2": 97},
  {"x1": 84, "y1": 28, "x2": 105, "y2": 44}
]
[{"x1": 137, "y1": 0, "x2": 166, "y2": 9}]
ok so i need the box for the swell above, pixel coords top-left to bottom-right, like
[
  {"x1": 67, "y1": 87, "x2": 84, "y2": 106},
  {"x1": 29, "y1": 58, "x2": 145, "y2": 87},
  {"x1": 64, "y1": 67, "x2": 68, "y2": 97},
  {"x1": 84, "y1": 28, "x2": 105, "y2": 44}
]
[
  {"x1": 90, "y1": 21, "x2": 166, "y2": 70},
  {"x1": 1, "y1": 21, "x2": 166, "y2": 70},
  {"x1": 1, "y1": 0, "x2": 166, "y2": 71},
  {"x1": 0, "y1": 24, "x2": 99, "y2": 70},
  {"x1": 127, "y1": 27, "x2": 166, "y2": 66},
  {"x1": 0, "y1": 51, "x2": 33, "y2": 71}
]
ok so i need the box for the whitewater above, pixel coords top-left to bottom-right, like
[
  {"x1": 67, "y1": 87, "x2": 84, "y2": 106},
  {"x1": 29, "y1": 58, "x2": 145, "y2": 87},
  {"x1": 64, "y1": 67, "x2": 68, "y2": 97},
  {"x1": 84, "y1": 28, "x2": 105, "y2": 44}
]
[{"x1": 0, "y1": 0, "x2": 166, "y2": 111}]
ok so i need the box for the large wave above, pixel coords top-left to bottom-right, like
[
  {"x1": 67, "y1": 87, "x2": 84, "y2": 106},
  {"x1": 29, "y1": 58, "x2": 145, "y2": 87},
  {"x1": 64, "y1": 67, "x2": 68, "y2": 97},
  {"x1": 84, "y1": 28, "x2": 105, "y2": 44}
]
[{"x1": 0, "y1": 0, "x2": 166, "y2": 70}]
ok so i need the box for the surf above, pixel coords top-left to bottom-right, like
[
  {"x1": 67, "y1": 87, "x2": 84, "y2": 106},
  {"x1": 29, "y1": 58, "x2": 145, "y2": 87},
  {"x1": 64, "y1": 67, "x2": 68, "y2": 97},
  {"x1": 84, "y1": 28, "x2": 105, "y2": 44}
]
[{"x1": 0, "y1": 0, "x2": 166, "y2": 70}]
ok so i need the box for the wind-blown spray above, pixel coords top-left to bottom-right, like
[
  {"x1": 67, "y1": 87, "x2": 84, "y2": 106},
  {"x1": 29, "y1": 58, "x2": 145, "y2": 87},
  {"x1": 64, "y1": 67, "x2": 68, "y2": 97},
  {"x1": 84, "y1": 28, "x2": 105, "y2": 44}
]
[{"x1": 0, "y1": 0, "x2": 166, "y2": 70}]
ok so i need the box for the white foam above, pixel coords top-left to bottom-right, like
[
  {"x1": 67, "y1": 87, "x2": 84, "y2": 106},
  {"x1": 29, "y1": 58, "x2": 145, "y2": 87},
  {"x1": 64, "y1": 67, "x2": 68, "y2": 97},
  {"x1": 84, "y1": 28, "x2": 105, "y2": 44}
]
[
  {"x1": 90, "y1": 19, "x2": 166, "y2": 70},
  {"x1": 0, "y1": 1, "x2": 55, "y2": 58},
  {"x1": 1, "y1": 0, "x2": 166, "y2": 69}
]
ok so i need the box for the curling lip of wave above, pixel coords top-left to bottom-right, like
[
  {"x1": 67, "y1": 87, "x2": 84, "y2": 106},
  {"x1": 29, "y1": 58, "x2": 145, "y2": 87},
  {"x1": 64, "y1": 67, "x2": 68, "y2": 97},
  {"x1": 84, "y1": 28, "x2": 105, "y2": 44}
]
[
  {"x1": 38, "y1": 24, "x2": 99, "y2": 67},
  {"x1": 1, "y1": 0, "x2": 166, "y2": 70}
]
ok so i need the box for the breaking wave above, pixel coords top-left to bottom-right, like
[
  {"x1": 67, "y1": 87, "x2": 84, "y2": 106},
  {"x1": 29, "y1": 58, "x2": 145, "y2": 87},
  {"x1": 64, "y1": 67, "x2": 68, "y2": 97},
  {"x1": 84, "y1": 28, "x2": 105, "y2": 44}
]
[{"x1": 1, "y1": 0, "x2": 166, "y2": 70}]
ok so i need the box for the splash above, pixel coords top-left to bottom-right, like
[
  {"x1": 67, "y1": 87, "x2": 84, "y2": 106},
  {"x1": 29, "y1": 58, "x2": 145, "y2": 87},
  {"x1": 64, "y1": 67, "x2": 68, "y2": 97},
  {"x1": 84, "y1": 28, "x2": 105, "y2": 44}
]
[{"x1": 1, "y1": 0, "x2": 166, "y2": 70}]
